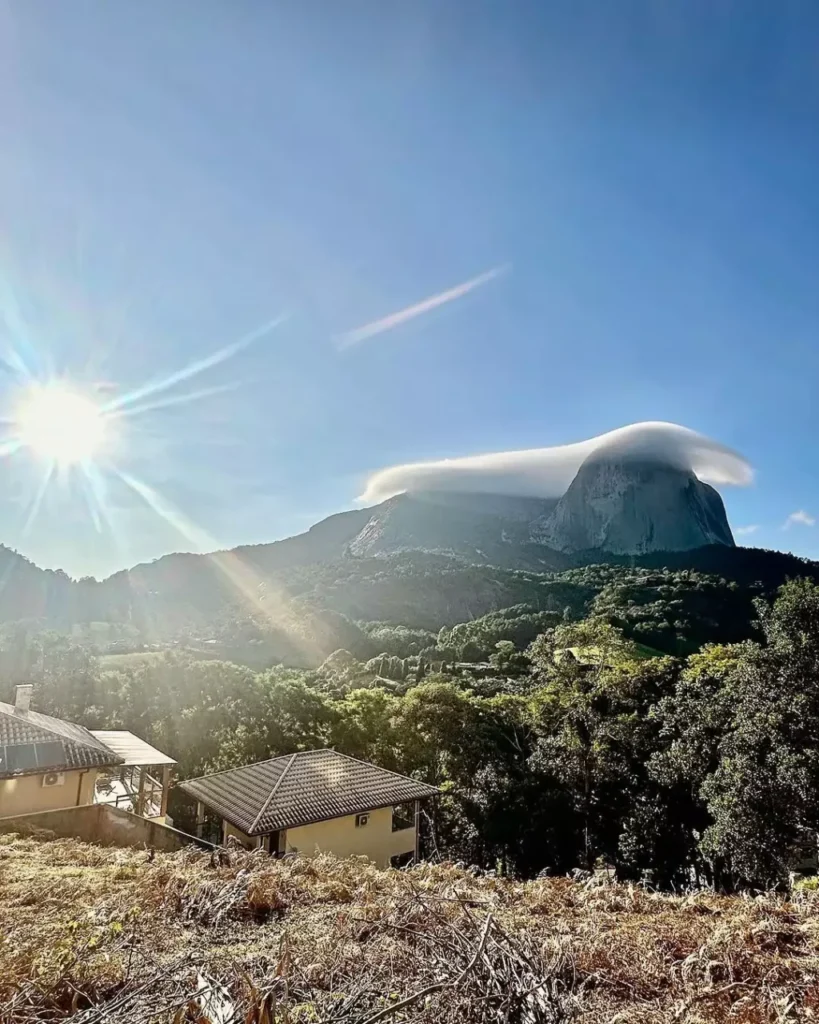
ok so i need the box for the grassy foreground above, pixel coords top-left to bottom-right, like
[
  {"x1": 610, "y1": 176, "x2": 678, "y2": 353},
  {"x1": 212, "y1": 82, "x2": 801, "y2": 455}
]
[{"x1": 1, "y1": 833, "x2": 818, "y2": 1023}]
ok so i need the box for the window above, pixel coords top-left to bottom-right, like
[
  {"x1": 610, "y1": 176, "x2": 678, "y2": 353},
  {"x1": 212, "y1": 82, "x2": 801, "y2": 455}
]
[{"x1": 355, "y1": 813, "x2": 370, "y2": 828}]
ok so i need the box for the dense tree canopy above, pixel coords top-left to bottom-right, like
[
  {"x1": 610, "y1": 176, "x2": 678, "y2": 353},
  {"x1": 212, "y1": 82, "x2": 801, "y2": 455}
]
[{"x1": 5, "y1": 576, "x2": 819, "y2": 888}]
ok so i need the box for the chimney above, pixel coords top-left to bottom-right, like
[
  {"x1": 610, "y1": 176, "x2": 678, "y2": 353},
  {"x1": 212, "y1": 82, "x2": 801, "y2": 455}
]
[{"x1": 14, "y1": 684, "x2": 33, "y2": 714}]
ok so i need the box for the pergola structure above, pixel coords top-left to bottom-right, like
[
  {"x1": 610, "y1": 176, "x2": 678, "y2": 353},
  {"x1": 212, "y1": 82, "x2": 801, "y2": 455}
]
[{"x1": 90, "y1": 730, "x2": 177, "y2": 822}]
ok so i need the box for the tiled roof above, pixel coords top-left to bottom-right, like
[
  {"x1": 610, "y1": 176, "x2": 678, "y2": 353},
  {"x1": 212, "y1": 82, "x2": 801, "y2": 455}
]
[
  {"x1": 179, "y1": 749, "x2": 439, "y2": 836},
  {"x1": 0, "y1": 702, "x2": 123, "y2": 778}
]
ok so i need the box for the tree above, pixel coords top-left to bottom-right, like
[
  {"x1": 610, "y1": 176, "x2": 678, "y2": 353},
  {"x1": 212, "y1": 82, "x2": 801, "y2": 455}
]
[
  {"x1": 649, "y1": 643, "x2": 745, "y2": 885},
  {"x1": 330, "y1": 688, "x2": 402, "y2": 769},
  {"x1": 529, "y1": 621, "x2": 678, "y2": 871},
  {"x1": 697, "y1": 581, "x2": 819, "y2": 884},
  {"x1": 489, "y1": 641, "x2": 531, "y2": 678}
]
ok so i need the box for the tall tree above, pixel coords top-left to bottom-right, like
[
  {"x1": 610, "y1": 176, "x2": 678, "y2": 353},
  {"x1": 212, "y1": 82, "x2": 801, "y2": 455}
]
[{"x1": 698, "y1": 581, "x2": 819, "y2": 884}]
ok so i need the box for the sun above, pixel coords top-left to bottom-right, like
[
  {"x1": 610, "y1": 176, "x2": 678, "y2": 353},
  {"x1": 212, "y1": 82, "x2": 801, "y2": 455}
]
[{"x1": 16, "y1": 385, "x2": 106, "y2": 466}]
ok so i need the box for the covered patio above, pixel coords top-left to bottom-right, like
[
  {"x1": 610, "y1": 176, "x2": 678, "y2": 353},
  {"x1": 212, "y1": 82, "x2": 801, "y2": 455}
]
[{"x1": 90, "y1": 731, "x2": 176, "y2": 824}]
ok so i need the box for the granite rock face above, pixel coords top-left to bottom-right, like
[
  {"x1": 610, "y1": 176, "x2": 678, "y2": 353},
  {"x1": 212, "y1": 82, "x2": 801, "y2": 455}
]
[
  {"x1": 344, "y1": 457, "x2": 735, "y2": 562},
  {"x1": 345, "y1": 491, "x2": 561, "y2": 567},
  {"x1": 531, "y1": 455, "x2": 735, "y2": 554}
]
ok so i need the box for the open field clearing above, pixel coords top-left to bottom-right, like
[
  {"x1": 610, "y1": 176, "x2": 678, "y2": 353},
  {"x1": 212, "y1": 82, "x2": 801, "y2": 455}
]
[{"x1": 1, "y1": 833, "x2": 819, "y2": 1022}]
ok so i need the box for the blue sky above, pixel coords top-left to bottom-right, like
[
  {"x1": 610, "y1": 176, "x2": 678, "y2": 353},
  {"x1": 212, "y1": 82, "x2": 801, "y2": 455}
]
[{"x1": 2, "y1": 1, "x2": 819, "y2": 578}]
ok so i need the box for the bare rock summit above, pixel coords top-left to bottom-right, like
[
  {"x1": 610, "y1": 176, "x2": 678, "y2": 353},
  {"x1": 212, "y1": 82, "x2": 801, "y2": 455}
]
[{"x1": 532, "y1": 453, "x2": 735, "y2": 554}]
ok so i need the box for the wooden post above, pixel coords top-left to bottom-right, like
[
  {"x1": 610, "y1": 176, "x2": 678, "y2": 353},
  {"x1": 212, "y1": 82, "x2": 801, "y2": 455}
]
[
  {"x1": 413, "y1": 799, "x2": 421, "y2": 862},
  {"x1": 196, "y1": 801, "x2": 206, "y2": 838},
  {"x1": 159, "y1": 765, "x2": 172, "y2": 819},
  {"x1": 135, "y1": 767, "x2": 147, "y2": 817}
]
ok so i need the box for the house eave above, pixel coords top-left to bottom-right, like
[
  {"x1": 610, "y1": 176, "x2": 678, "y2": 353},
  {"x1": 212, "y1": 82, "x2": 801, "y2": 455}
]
[
  {"x1": 0, "y1": 756, "x2": 123, "y2": 782},
  {"x1": 243, "y1": 794, "x2": 437, "y2": 837}
]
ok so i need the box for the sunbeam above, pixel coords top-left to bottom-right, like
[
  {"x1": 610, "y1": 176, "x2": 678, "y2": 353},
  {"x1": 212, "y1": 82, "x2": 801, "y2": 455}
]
[
  {"x1": 102, "y1": 314, "x2": 288, "y2": 415},
  {"x1": 114, "y1": 468, "x2": 320, "y2": 662},
  {"x1": 77, "y1": 463, "x2": 107, "y2": 532},
  {"x1": 115, "y1": 469, "x2": 215, "y2": 552},
  {"x1": 0, "y1": 277, "x2": 37, "y2": 380},
  {"x1": 109, "y1": 382, "x2": 240, "y2": 420},
  {"x1": 22, "y1": 461, "x2": 55, "y2": 535}
]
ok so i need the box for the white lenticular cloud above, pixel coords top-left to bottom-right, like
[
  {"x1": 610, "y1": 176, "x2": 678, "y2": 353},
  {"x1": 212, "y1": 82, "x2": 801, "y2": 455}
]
[{"x1": 359, "y1": 421, "x2": 753, "y2": 503}]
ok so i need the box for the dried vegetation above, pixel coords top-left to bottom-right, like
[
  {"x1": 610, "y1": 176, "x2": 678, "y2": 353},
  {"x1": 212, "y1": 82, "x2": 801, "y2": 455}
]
[{"x1": 1, "y1": 833, "x2": 818, "y2": 1022}]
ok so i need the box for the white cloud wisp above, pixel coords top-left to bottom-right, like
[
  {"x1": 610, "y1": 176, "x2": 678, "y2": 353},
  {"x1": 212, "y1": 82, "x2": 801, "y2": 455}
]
[
  {"x1": 337, "y1": 266, "x2": 507, "y2": 348},
  {"x1": 784, "y1": 510, "x2": 815, "y2": 528},
  {"x1": 360, "y1": 421, "x2": 753, "y2": 503}
]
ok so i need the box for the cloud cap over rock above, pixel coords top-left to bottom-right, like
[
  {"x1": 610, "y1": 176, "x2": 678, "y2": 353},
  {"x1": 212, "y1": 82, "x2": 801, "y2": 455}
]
[{"x1": 360, "y1": 421, "x2": 752, "y2": 503}]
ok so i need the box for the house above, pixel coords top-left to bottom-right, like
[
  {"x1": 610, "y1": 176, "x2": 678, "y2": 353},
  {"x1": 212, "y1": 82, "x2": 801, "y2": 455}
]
[
  {"x1": 0, "y1": 685, "x2": 176, "y2": 823},
  {"x1": 179, "y1": 749, "x2": 439, "y2": 867},
  {"x1": 90, "y1": 730, "x2": 177, "y2": 824}
]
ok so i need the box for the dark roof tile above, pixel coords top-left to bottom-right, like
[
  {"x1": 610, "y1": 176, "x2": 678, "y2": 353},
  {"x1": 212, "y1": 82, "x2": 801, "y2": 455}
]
[
  {"x1": 0, "y1": 702, "x2": 123, "y2": 778},
  {"x1": 180, "y1": 749, "x2": 438, "y2": 835}
]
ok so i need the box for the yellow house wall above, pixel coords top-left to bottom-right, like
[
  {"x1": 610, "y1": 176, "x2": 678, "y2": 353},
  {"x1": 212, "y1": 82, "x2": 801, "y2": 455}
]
[
  {"x1": 285, "y1": 806, "x2": 414, "y2": 868},
  {"x1": 0, "y1": 769, "x2": 97, "y2": 818},
  {"x1": 222, "y1": 820, "x2": 264, "y2": 849}
]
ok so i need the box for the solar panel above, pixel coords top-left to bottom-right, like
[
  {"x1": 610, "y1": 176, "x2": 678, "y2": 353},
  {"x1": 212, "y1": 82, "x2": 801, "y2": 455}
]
[
  {"x1": 5, "y1": 744, "x2": 38, "y2": 772},
  {"x1": 0, "y1": 741, "x2": 68, "y2": 774},
  {"x1": 35, "y1": 741, "x2": 66, "y2": 768}
]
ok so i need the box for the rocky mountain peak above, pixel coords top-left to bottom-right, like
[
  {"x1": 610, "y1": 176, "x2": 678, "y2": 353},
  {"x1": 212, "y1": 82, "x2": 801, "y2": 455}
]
[
  {"x1": 531, "y1": 453, "x2": 735, "y2": 554},
  {"x1": 345, "y1": 490, "x2": 559, "y2": 566}
]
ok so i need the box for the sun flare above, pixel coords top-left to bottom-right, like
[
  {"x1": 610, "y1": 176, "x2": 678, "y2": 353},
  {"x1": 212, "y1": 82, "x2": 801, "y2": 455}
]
[
  {"x1": 0, "y1": 313, "x2": 285, "y2": 538},
  {"x1": 16, "y1": 385, "x2": 106, "y2": 466}
]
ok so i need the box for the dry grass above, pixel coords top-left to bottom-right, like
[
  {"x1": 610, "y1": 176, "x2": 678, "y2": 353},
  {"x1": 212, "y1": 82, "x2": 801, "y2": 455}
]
[{"x1": 1, "y1": 833, "x2": 819, "y2": 1022}]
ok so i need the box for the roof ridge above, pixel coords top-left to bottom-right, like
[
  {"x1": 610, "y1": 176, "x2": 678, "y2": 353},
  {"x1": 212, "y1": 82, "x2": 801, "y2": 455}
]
[
  {"x1": 183, "y1": 748, "x2": 434, "y2": 794},
  {"x1": 0, "y1": 706, "x2": 64, "y2": 741},
  {"x1": 250, "y1": 752, "x2": 297, "y2": 833},
  {"x1": 0, "y1": 702, "x2": 112, "y2": 752}
]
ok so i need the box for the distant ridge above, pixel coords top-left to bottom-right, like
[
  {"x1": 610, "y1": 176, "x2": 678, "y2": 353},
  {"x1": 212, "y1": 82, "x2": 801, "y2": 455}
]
[{"x1": 0, "y1": 456, "x2": 811, "y2": 649}]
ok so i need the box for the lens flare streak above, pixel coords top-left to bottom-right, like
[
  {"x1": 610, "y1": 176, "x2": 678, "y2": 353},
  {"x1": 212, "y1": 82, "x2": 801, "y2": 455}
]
[
  {"x1": 22, "y1": 462, "x2": 55, "y2": 535},
  {"x1": 109, "y1": 382, "x2": 240, "y2": 420},
  {"x1": 101, "y1": 314, "x2": 288, "y2": 415},
  {"x1": 115, "y1": 468, "x2": 319, "y2": 662}
]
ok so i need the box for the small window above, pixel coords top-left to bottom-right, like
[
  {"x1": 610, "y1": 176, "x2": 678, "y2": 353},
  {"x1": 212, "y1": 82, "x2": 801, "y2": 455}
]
[{"x1": 355, "y1": 813, "x2": 370, "y2": 828}]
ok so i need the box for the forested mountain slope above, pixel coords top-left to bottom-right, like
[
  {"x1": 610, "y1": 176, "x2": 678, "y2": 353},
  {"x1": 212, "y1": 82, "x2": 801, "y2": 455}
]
[
  {"x1": 0, "y1": 538, "x2": 815, "y2": 666},
  {"x1": 0, "y1": 480, "x2": 814, "y2": 670}
]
